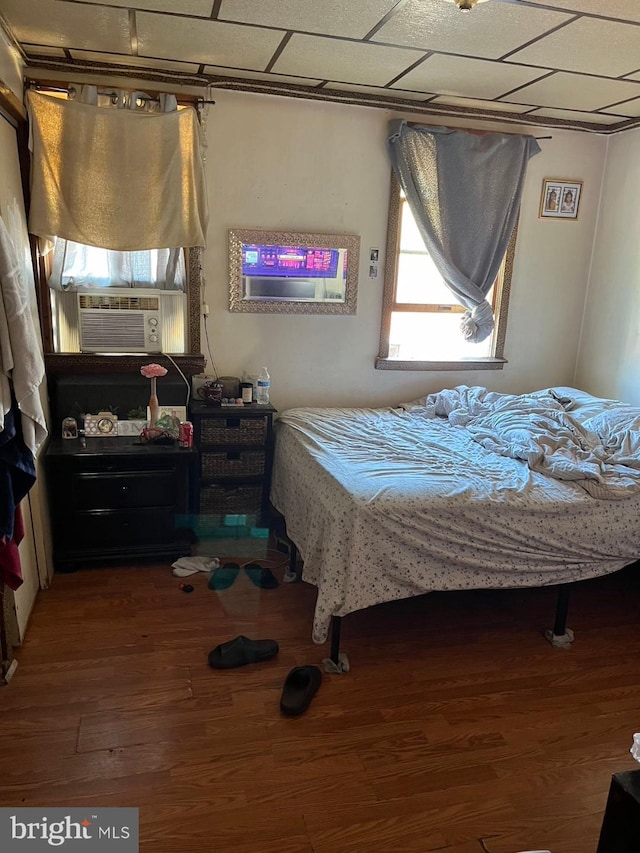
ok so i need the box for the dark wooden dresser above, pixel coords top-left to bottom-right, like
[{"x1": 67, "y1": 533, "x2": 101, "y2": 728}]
[{"x1": 45, "y1": 437, "x2": 197, "y2": 570}]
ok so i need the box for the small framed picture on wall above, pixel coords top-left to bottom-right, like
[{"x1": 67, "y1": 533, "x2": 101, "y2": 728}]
[{"x1": 539, "y1": 178, "x2": 583, "y2": 220}]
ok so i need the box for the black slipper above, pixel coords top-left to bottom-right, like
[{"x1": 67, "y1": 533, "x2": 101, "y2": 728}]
[
  {"x1": 208, "y1": 562, "x2": 240, "y2": 590},
  {"x1": 208, "y1": 635, "x2": 279, "y2": 669},
  {"x1": 280, "y1": 665, "x2": 322, "y2": 716},
  {"x1": 244, "y1": 563, "x2": 279, "y2": 589}
]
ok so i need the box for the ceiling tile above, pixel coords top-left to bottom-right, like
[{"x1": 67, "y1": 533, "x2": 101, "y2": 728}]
[
  {"x1": 508, "y1": 17, "x2": 640, "y2": 77},
  {"x1": 373, "y1": 0, "x2": 572, "y2": 60},
  {"x1": 429, "y1": 95, "x2": 534, "y2": 113},
  {"x1": 391, "y1": 54, "x2": 547, "y2": 100},
  {"x1": 23, "y1": 43, "x2": 67, "y2": 58},
  {"x1": 205, "y1": 66, "x2": 323, "y2": 87},
  {"x1": 606, "y1": 98, "x2": 640, "y2": 117},
  {"x1": 623, "y1": 69, "x2": 640, "y2": 82},
  {"x1": 272, "y1": 34, "x2": 422, "y2": 87},
  {"x1": 218, "y1": 0, "x2": 398, "y2": 39},
  {"x1": 70, "y1": 0, "x2": 214, "y2": 14},
  {"x1": 527, "y1": 107, "x2": 627, "y2": 124},
  {"x1": 323, "y1": 82, "x2": 432, "y2": 101},
  {"x1": 0, "y1": 0, "x2": 130, "y2": 53},
  {"x1": 499, "y1": 71, "x2": 640, "y2": 111},
  {"x1": 523, "y1": 0, "x2": 640, "y2": 24},
  {"x1": 136, "y1": 12, "x2": 283, "y2": 70},
  {"x1": 69, "y1": 51, "x2": 201, "y2": 74}
]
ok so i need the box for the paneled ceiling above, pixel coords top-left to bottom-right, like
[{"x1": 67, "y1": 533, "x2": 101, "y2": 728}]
[{"x1": 1, "y1": 0, "x2": 639, "y2": 133}]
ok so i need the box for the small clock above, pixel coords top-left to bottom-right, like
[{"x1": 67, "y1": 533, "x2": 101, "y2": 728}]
[{"x1": 85, "y1": 411, "x2": 118, "y2": 437}]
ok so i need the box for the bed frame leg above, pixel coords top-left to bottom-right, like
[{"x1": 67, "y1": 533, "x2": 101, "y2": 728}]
[
  {"x1": 330, "y1": 616, "x2": 341, "y2": 664},
  {"x1": 545, "y1": 584, "x2": 575, "y2": 648},
  {"x1": 322, "y1": 616, "x2": 350, "y2": 674},
  {"x1": 283, "y1": 541, "x2": 300, "y2": 583}
]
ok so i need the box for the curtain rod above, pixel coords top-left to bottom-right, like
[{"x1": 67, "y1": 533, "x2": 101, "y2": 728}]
[{"x1": 27, "y1": 82, "x2": 215, "y2": 106}]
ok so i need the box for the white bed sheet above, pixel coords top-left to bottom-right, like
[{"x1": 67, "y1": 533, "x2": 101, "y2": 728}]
[{"x1": 270, "y1": 388, "x2": 640, "y2": 644}]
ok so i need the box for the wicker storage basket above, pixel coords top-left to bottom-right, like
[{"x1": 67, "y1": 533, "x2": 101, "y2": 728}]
[
  {"x1": 199, "y1": 484, "x2": 262, "y2": 516},
  {"x1": 201, "y1": 450, "x2": 265, "y2": 478},
  {"x1": 201, "y1": 417, "x2": 266, "y2": 446}
]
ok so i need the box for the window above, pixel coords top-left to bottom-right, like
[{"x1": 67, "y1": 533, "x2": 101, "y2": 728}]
[{"x1": 377, "y1": 173, "x2": 515, "y2": 371}]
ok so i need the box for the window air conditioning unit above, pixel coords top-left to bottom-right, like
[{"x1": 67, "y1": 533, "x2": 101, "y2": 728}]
[{"x1": 76, "y1": 289, "x2": 185, "y2": 353}]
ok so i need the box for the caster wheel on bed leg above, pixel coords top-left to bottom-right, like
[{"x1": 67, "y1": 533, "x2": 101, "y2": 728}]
[
  {"x1": 322, "y1": 652, "x2": 350, "y2": 674},
  {"x1": 545, "y1": 627, "x2": 575, "y2": 648}
]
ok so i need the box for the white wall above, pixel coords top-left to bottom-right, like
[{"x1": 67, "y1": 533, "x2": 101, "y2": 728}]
[
  {"x1": 202, "y1": 89, "x2": 608, "y2": 411},
  {"x1": 575, "y1": 127, "x2": 640, "y2": 405}
]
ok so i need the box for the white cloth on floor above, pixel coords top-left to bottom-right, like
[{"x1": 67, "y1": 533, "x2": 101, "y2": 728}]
[{"x1": 171, "y1": 556, "x2": 220, "y2": 577}]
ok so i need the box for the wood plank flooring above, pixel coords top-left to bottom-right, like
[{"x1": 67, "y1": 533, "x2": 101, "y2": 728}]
[{"x1": 1, "y1": 556, "x2": 639, "y2": 852}]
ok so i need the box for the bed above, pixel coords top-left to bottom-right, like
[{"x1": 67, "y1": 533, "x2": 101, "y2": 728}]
[{"x1": 270, "y1": 386, "x2": 640, "y2": 669}]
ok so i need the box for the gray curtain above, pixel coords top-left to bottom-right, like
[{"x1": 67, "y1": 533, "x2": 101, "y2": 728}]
[{"x1": 387, "y1": 120, "x2": 540, "y2": 343}]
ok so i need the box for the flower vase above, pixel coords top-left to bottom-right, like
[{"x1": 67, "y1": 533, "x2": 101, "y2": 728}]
[{"x1": 149, "y1": 376, "x2": 160, "y2": 427}]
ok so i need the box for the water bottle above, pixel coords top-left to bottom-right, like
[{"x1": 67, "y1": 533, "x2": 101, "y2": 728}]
[{"x1": 257, "y1": 367, "x2": 270, "y2": 405}]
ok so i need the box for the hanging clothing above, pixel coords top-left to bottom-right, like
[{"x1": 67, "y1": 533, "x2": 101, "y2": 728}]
[{"x1": 0, "y1": 216, "x2": 47, "y2": 456}]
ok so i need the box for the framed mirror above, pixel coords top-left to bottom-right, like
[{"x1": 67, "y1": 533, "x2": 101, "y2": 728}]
[{"x1": 229, "y1": 229, "x2": 360, "y2": 314}]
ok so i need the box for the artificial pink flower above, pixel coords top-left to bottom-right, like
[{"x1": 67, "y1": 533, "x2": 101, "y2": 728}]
[{"x1": 140, "y1": 363, "x2": 168, "y2": 379}]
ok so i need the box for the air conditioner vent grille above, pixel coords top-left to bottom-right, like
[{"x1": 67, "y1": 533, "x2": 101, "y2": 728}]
[
  {"x1": 80, "y1": 313, "x2": 147, "y2": 350},
  {"x1": 78, "y1": 294, "x2": 160, "y2": 311}
]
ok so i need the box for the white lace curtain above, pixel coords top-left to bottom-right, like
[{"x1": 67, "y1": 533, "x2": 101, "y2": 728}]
[{"x1": 26, "y1": 84, "x2": 208, "y2": 253}]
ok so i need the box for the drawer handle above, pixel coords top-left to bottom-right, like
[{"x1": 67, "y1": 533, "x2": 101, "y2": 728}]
[{"x1": 121, "y1": 485, "x2": 129, "y2": 493}]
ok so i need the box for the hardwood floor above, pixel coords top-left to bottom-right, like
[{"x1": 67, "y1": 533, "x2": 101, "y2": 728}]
[{"x1": 1, "y1": 555, "x2": 639, "y2": 852}]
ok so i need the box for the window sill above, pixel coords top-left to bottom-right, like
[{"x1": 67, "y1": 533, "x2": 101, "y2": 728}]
[{"x1": 375, "y1": 356, "x2": 507, "y2": 371}]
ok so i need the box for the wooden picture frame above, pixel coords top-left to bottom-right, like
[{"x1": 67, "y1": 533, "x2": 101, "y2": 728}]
[{"x1": 539, "y1": 179, "x2": 583, "y2": 220}]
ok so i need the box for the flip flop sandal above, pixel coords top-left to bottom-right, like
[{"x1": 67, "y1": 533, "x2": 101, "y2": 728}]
[
  {"x1": 208, "y1": 635, "x2": 279, "y2": 669},
  {"x1": 244, "y1": 563, "x2": 279, "y2": 589},
  {"x1": 207, "y1": 562, "x2": 240, "y2": 590},
  {"x1": 280, "y1": 665, "x2": 322, "y2": 716}
]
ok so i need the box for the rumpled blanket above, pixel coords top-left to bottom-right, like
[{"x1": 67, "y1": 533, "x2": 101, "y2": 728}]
[{"x1": 419, "y1": 386, "x2": 640, "y2": 500}]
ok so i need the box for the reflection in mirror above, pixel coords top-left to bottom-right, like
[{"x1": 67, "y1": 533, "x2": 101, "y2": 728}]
[{"x1": 229, "y1": 229, "x2": 360, "y2": 314}]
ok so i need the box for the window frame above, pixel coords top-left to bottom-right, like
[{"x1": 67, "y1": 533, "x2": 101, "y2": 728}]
[{"x1": 376, "y1": 171, "x2": 516, "y2": 371}]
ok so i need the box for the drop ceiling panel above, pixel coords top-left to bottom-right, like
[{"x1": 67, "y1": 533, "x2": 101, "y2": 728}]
[
  {"x1": 323, "y1": 82, "x2": 432, "y2": 101},
  {"x1": 509, "y1": 17, "x2": 640, "y2": 77},
  {"x1": 206, "y1": 67, "x2": 323, "y2": 87},
  {"x1": 70, "y1": 51, "x2": 201, "y2": 74},
  {"x1": 523, "y1": 0, "x2": 640, "y2": 24},
  {"x1": 391, "y1": 55, "x2": 547, "y2": 100},
  {"x1": 70, "y1": 0, "x2": 214, "y2": 14},
  {"x1": 527, "y1": 107, "x2": 627, "y2": 124},
  {"x1": 499, "y1": 71, "x2": 640, "y2": 111},
  {"x1": 272, "y1": 34, "x2": 421, "y2": 87},
  {"x1": 606, "y1": 98, "x2": 640, "y2": 117},
  {"x1": 136, "y1": 12, "x2": 283, "y2": 70},
  {"x1": 373, "y1": 0, "x2": 572, "y2": 60},
  {"x1": 23, "y1": 44, "x2": 67, "y2": 58},
  {"x1": 218, "y1": 0, "x2": 398, "y2": 39},
  {"x1": 429, "y1": 95, "x2": 534, "y2": 113},
  {"x1": 0, "y1": 0, "x2": 130, "y2": 53}
]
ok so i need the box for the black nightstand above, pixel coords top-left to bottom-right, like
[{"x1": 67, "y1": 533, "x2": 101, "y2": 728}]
[
  {"x1": 45, "y1": 437, "x2": 197, "y2": 570},
  {"x1": 188, "y1": 402, "x2": 276, "y2": 526}
]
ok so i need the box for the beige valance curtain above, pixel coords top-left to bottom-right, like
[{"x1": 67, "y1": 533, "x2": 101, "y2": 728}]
[{"x1": 26, "y1": 90, "x2": 208, "y2": 251}]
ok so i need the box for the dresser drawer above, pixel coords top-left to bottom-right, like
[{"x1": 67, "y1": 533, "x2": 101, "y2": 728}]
[
  {"x1": 71, "y1": 469, "x2": 177, "y2": 510},
  {"x1": 59, "y1": 508, "x2": 177, "y2": 550},
  {"x1": 199, "y1": 484, "x2": 263, "y2": 516},
  {"x1": 201, "y1": 417, "x2": 267, "y2": 446},
  {"x1": 201, "y1": 450, "x2": 265, "y2": 479}
]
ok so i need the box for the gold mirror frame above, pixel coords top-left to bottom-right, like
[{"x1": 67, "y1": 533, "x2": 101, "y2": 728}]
[{"x1": 229, "y1": 229, "x2": 360, "y2": 315}]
